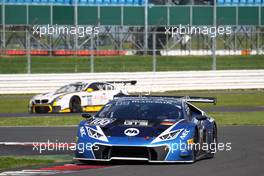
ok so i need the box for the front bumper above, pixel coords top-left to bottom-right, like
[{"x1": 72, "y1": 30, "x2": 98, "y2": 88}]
[
  {"x1": 30, "y1": 104, "x2": 69, "y2": 113},
  {"x1": 73, "y1": 157, "x2": 194, "y2": 163},
  {"x1": 29, "y1": 104, "x2": 103, "y2": 113},
  {"x1": 75, "y1": 144, "x2": 177, "y2": 162}
]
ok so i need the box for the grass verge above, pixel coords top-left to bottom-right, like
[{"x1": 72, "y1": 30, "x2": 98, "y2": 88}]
[
  {"x1": 153, "y1": 89, "x2": 264, "y2": 108},
  {"x1": 0, "y1": 155, "x2": 72, "y2": 171},
  {"x1": 0, "y1": 94, "x2": 32, "y2": 113},
  {"x1": 0, "y1": 55, "x2": 264, "y2": 73},
  {"x1": 0, "y1": 89, "x2": 263, "y2": 126},
  {"x1": 1, "y1": 89, "x2": 264, "y2": 113},
  {"x1": 208, "y1": 112, "x2": 264, "y2": 125},
  {"x1": 0, "y1": 112, "x2": 263, "y2": 126},
  {"x1": 0, "y1": 116, "x2": 82, "y2": 126}
]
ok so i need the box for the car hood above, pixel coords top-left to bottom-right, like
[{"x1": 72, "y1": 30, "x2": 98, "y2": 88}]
[{"x1": 32, "y1": 92, "x2": 67, "y2": 102}]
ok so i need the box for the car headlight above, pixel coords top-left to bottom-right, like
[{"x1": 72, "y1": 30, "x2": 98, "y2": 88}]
[
  {"x1": 152, "y1": 129, "x2": 183, "y2": 143},
  {"x1": 53, "y1": 96, "x2": 64, "y2": 106},
  {"x1": 54, "y1": 95, "x2": 63, "y2": 102},
  {"x1": 86, "y1": 126, "x2": 108, "y2": 142}
]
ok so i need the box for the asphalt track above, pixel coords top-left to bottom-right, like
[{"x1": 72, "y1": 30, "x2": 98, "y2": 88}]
[
  {"x1": 0, "y1": 126, "x2": 264, "y2": 176},
  {"x1": 0, "y1": 127, "x2": 76, "y2": 156}
]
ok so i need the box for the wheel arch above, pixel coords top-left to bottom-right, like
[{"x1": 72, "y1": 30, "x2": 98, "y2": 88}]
[{"x1": 70, "y1": 95, "x2": 82, "y2": 105}]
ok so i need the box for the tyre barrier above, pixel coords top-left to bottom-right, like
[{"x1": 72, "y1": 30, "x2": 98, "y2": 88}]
[
  {"x1": 53, "y1": 50, "x2": 127, "y2": 56},
  {"x1": 1, "y1": 50, "x2": 127, "y2": 56},
  {"x1": 52, "y1": 50, "x2": 74, "y2": 56},
  {"x1": 3, "y1": 50, "x2": 49, "y2": 56}
]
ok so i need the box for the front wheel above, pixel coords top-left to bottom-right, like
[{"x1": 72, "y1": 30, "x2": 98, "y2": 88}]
[
  {"x1": 70, "y1": 96, "x2": 82, "y2": 113},
  {"x1": 192, "y1": 129, "x2": 199, "y2": 162}
]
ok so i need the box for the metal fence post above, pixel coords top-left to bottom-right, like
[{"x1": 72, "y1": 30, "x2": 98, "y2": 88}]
[
  {"x1": 212, "y1": 0, "x2": 217, "y2": 71},
  {"x1": 90, "y1": 34, "x2": 94, "y2": 73},
  {"x1": 152, "y1": 32, "x2": 156, "y2": 72},
  {"x1": 2, "y1": 1, "x2": 6, "y2": 53},
  {"x1": 26, "y1": 30, "x2": 31, "y2": 74},
  {"x1": 144, "y1": 0, "x2": 148, "y2": 55},
  {"x1": 74, "y1": 0, "x2": 78, "y2": 56},
  {"x1": 26, "y1": 5, "x2": 31, "y2": 74}
]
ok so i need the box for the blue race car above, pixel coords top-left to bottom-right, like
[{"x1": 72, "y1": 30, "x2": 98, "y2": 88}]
[{"x1": 74, "y1": 95, "x2": 217, "y2": 163}]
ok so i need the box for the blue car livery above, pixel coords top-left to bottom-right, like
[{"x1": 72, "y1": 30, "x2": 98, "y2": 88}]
[{"x1": 75, "y1": 95, "x2": 217, "y2": 163}]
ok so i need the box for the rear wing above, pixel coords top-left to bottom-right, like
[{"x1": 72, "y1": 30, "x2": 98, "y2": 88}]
[
  {"x1": 184, "y1": 96, "x2": 216, "y2": 105},
  {"x1": 114, "y1": 95, "x2": 217, "y2": 105},
  {"x1": 107, "y1": 80, "x2": 137, "y2": 85}
]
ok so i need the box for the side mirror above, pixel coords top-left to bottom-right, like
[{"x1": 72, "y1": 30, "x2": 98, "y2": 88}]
[
  {"x1": 82, "y1": 113, "x2": 92, "y2": 120},
  {"x1": 195, "y1": 115, "x2": 207, "y2": 121}
]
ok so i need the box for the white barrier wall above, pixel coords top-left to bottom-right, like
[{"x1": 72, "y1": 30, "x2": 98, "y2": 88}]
[
  {"x1": 0, "y1": 70, "x2": 264, "y2": 94},
  {"x1": 160, "y1": 50, "x2": 264, "y2": 56}
]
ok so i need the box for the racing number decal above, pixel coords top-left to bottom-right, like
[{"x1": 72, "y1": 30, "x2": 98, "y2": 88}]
[
  {"x1": 83, "y1": 96, "x2": 92, "y2": 105},
  {"x1": 89, "y1": 118, "x2": 111, "y2": 126}
]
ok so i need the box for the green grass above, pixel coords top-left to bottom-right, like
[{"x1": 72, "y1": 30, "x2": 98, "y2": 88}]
[
  {"x1": 208, "y1": 112, "x2": 264, "y2": 125},
  {"x1": 0, "y1": 111, "x2": 262, "y2": 126},
  {"x1": 0, "y1": 94, "x2": 32, "y2": 113},
  {"x1": 0, "y1": 155, "x2": 72, "y2": 171},
  {"x1": 0, "y1": 55, "x2": 264, "y2": 73},
  {"x1": 0, "y1": 157, "x2": 52, "y2": 171},
  {"x1": 0, "y1": 116, "x2": 82, "y2": 126},
  {"x1": 153, "y1": 89, "x2": 264, "y2": 108},
  {"x1": 0, "y1": 89, "x2": 263, "y2": 126},
  {"x1": 1, "y1": 89, "x2": 264, "y2": 113}
]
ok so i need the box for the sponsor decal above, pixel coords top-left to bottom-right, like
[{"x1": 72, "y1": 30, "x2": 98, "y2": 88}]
[
  {"x1": 180, "y1": 129, "x2": 190, "y2": 140},
  {"x1": 124, "y1": 120, "x2": 148, "y2": 126},
  {"x1": 124, "y1": 128, "x2": 140, "y2": 136},
  {"x1": 187, "y1": 138, "x2": 194, "y2": 145},
  {"x1": 80, "y1": 127, "x2": 86, "y2": 137}
]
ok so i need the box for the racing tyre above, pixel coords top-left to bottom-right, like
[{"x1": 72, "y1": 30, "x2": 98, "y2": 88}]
[
  {"x1": 70, "y1": 96, "x2": 82, "y2": 113},
  {"x1": 77, "y1": 160, "x2": 93, "y2": 164},
  {"x1": 208, "y1": 124, "x2": 218, "y2": 159}
]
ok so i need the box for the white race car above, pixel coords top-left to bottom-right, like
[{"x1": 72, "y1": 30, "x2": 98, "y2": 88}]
[{"x1": 28, "y1": 81, "x2": 136, "y2": 113}]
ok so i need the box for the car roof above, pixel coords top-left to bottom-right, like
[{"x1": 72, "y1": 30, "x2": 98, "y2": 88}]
[{"x1": 70, "y1": 81, "x2": 111, "y2": 85}]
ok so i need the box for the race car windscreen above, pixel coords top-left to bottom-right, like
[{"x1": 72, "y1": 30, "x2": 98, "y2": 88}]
[
  {"x1": 95, "y1": 100, "x2": 183, "y2": 120},
  {"x1": 55, "y1": 84, "x2": 84, "y2": 94}
]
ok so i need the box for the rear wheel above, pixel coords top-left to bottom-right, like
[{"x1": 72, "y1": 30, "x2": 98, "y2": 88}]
[
  {"x1": 70, "y1": 96, "x2": 82, "y2": 113},
  {"x1": 208, "y1": 124, "x2": 218, "y2": 158}
]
